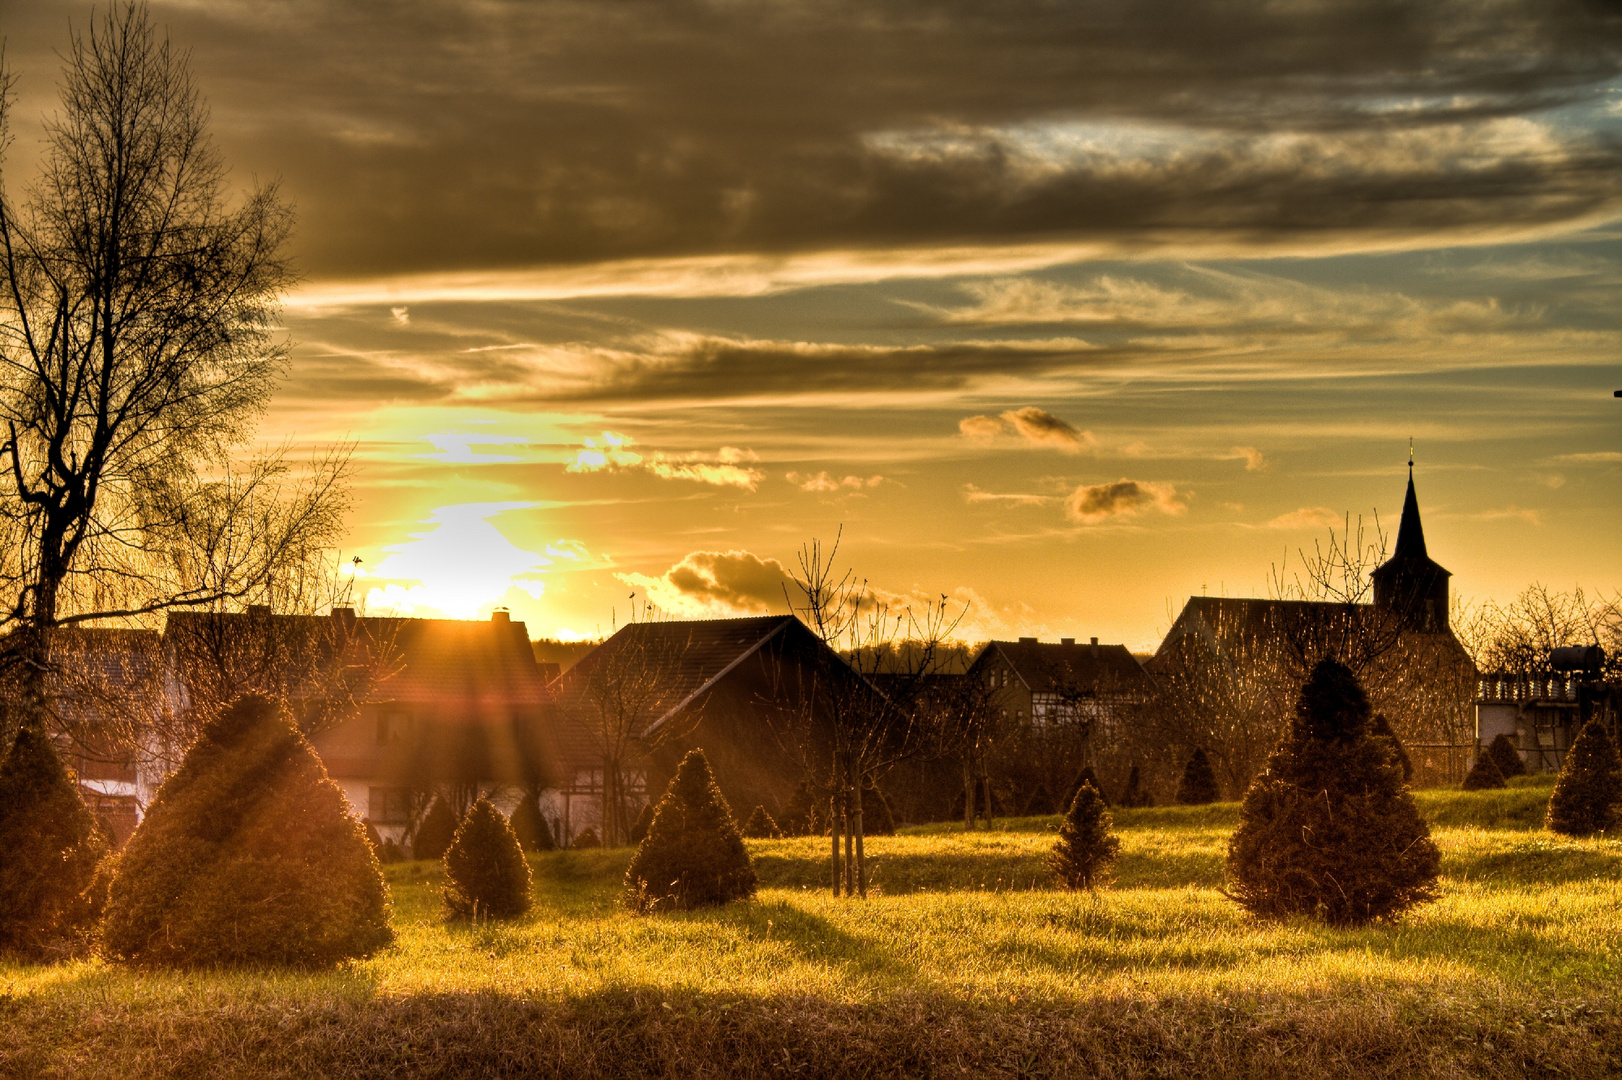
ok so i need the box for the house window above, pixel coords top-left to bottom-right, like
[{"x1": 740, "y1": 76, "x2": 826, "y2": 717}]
[
  {"x1": 368, "y1": 787, "x2": 411, "y2": 824},
  {"x1": 376, "y1": 709, "x2": 411, "y2": 746}
]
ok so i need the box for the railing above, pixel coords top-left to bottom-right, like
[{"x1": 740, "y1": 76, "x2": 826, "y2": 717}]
[{"x1": 1476, "y1": 673, "x2": 1579, "y2": 703}]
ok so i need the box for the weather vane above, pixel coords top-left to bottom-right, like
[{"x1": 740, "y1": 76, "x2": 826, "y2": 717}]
[{"x1": 1408, "y1": 438, "x2": 1414, "y2": 470}]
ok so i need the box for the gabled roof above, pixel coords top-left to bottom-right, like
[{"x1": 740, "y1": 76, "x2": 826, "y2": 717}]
[
  {"x1": 162, "y1": 610, "x2": 548, "y2": 707},
  {"x1": 552, "y1": 614, "x2": 802, "y2": 736},
  {"x1": 975, "y1": 638, "x2": 1148, "y2": 693}
]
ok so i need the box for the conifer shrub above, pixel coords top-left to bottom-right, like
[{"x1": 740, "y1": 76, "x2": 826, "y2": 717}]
[
  {"x1": 1546, "y1": 720, "x2": 1622, "y2": 837},
  {"x1": 1024, "y1": 783, "x2": 1057, "y2": 816},
  {"x1": 443, "y1": 798, "x2": 532, "y2": 920},
  {"x1": 379, "y1": 838, "x2": 406, "y2": 864},
  {"x1": 509, "y1": 794, "x2": 555, "y2": 852},
  {"x1": 1066, "y1": 766, "x2": 1109, "y2": 809},
  {"x1": 412, "y1": 798, "x2": 458, "y2": 861},
  {"x1": 1174, "y1": 748, "x2": 1220, "y2": 805},
  {"x1": 628, "y1": 801, "x2": 655, "y2": 845},
  {"x1": 364, "y1": 820, "x2": 385, "y2": 856},
  {"x1": 742, "y1": 805, "x2": 781, "y2": 838},
  {"x1": 102, "y1": 695, "x2": 393, "y2": 967},
  {"x1": 1118, "y1": 765, "x2": 1153, "y2": 808},
  {"x1": 571, "y1": 827, "x2": 601, "y2": 849},
  {"x1": 860, "y1": 784, "x2": 896, "y2": 835},
  {"x1": 1370, "y1": 713, "x2": 1415, "y2": 781},
  {"x1": 1487, "y1": 732, "x2": 1527, "y2": 780},
  {"x1": 0, "y1": 718, "x2": 110, "y2": 958},
  {"x1": 1226, "y1": 658, "x2": 1441, "y2": 927},
  {"x1": 1049, "y1": 782, "x2": 1119, "y2": 890},
  {"x1": 624, "y1": 749, "x2": 756, "y2": 913},
  {"x1": 1461, "y1": 753, "x2": 1506, "y2": 791},
  {"x1": 780, "y1": 781, "x2": 824, "y2": 835}
]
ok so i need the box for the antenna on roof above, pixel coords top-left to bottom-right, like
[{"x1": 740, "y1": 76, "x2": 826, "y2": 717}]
[{"x1": 1408, "y1": 437, "x2": 1414, "y2": 472}]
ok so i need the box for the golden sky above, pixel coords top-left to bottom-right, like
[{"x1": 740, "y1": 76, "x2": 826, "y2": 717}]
[{"x1": 8, "y1": 1, "x2": 1622, "y2": 649}]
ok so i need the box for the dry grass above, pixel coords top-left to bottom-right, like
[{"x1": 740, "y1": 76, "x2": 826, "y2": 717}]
[{"x1": 4, "y1": 779, "x2": 1622, "y2": 1078}]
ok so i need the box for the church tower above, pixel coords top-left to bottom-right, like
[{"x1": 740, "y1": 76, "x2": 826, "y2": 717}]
[{"x1": 1371, "y1": 457, "x2": 1450, "y2": 632}]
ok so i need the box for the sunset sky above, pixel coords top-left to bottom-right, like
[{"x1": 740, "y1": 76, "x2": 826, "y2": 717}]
[{"x1": 7, "y1": 1, "x2": 1621, "y2": 649}]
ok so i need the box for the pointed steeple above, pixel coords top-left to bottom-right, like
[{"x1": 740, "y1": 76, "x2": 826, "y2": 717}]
[
  {"x1": 1373, "y1": 448, "x2": 1451, "y2": 632},
  {"x1": 1391, "y1": 464, "x2": 1428, "y2": 562}
]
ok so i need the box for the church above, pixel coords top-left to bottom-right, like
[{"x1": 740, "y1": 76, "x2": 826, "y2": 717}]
[{"x1": 1150, "y1": 464, "x2": 1477, "y2": 785}]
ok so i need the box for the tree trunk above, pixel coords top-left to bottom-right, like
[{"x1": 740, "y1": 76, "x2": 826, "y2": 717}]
[
  {"x1": 842, "y1": 787, "x2": 854, "y2": 897},
  {"x1": 829, "y1": 792, "x2": 840, "y2": 896},
  {"x1": 980, "y1": 773, "x2": 995, "y2": 829},
  {"x1": 963, "y1": 757, "x2": 976, "y2": 831},
  {"x1": 853, "y1": 770, "x2": 866, "y2": 899}
]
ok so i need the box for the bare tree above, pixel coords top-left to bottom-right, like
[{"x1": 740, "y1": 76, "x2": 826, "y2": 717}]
[
  {"x1": 0, "y1": 6, "x2": 337, "y2": 747},
  {"x1": 772, "y1": 534, "x2": 963, "y2": 898}
]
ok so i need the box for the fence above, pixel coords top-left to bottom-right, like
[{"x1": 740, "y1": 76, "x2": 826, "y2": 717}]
[{"x1": 1407, "y1": 742, "x2": 1472, "y2": 788}]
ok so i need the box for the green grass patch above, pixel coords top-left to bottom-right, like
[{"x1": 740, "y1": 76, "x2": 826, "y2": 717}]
[{"x1": 5, "y1": 784, "x2": 1622, "y2": 1078}]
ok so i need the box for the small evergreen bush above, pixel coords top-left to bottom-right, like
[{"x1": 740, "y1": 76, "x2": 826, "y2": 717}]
[
  {"x1": 1461, "y1": 753, "x2": 1506, "y2": 791},
  {"x1": 742, "y1": 805, "x2": 781, "y2": 838},
  {"x1": 443, "y1": 798, "x2": 532, "y2": 920},
  {"x1": 1023, "y1": 783, "x2": 1057, "y2": 816},
  {"x1": 0, "y1": 717, "x2": 110, "y2": 958},
  {"x1": 1174, "y1": 748, "x2": 1220, "y2": 805},
  {"x1": 1118, "y1": 765, "x2": 1153, "y2": 808},
  {"x1": 1226, "y1": 658, "x2": 1440, "y2": 927},
  {"x1": 1370, "y1": 713, "x2": 1415, "y2": 782},
  {"x1": 379, "y1": 838, "x2": 406, "y2": 864},
  {"x1": 364, "y1": 820, "x2": 385, "y2": 856},
  {"x1": 1546, "y1": 720, "x2": 1622, "y2": 837},
  {"x1": 1487, "y1": 733, "x2": 1526, "y2": 780},
  {"x1": 1049, "y1": 782, "x2": 1119, "y2": 890},
  {"x1": 628, "y1": 801, "x2": 655, "y2": 845},
  {"x1": 780, "y1": 781, "x2": 824, "y2": 835},
  {"x1": 859, "y1": 785, "x2": 896, "y2": 835},
  {"x1": 624, "y1": 749, "x2": 756, "y2": 913},
  {"x1": 509, "y1": 794, "x2": 555, "y2": 852},
  {"x1": 102, "y1": 695, "x2": 393, "y2": 967},
  {"x1": 571, "y1": 827, "x2": 601, "y2": 849},
  {"x1": 1066, "y1": 766, "x2": 1109, "y2": 809},
  {"x1": 412, "y1": 798, "x2": 458, "y2": 861}
]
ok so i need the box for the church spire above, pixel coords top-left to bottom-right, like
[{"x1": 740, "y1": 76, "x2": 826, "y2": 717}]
[{"x1": 1391, "y1": 446, "x2": 1427, "y2": 562}]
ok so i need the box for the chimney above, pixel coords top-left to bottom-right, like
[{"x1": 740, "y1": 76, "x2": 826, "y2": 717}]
[
  {"x1": 1060, "y1": 637, "x2": 1075, "y2": 646},
  {"x1": 1090, "y1": 636, "x2": 1099, "y2": 658},
  {"x1": 247, "y1": 604, "x2": 271, "y2": 618},
  {"x1": 330, "y1": 605, "x2": 357, "y2": 634},
  {"x1": 1018, "y1": 636, "x2": 1037, "y2": 644},
  {"x1": 491, "y1": 608, "x2": 511, "y2": 625}
]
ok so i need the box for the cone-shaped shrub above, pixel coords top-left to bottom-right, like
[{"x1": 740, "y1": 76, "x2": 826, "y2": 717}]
[
  {"x1": 1024, "y1": 783, "x2": 1057, "y2": 816},
  {"x1": 364, "y1": 820, "x2": 385, "y2": 856},
  {"x1": 1461, "y1": 753, "x2": 1506, "y2": 791},
  {"x1": 780, "y1": 781, "x2": 823, "y2": 836},
  {"x1": 571, "y1": 827, "x2": 601, "y2": 849},
  {"x1": 412, "y1": 798, "x2": 458, "y2": 861},
  {"x1": 102, "y1": 695, "x2": 393, "y2": 967},
  {"x1": 1049, "y1": 782, "x2": 1119, "y2": 890},
  {"x1": 742, "y1": 805, "x2": 781, "y2": 838},
  {"x1": 859, "y1": 784, "x2": 896, "y2": 835},
  {"x1": 443, "y1": 798, "x2": 532, "y2": 920},
  {"x1": 1546, "y1": 720, "x2": 1622, "y2": 836},
  {"x1": 1370, "y1": 714, "x2": 1415, "y2": 781},
  {"x1": 1066, "y1": 765, "x2": 1109, "y2": 809},
  {"x1": 1487, "y1": 733, "x2": 1526, "y2": 780},
  {"x1": 1175, "y1": 748, "x2": 1220, "y2": 805},
  {"x1": 0, "y1": 718, "x2": 109, "y2": 958},
  {"x1": 624, "y1": 749, "x2": 756, "y2": 913},
  {"x1": 1226, "y1": 658, "x2": 1440, "y2": 927},
  {"x1": 1118, "y1": 765, "x2": 1153, "y2": 808},
  {"x1": 509, "y1": 794, "x2": 555, "y2": 852},
  {"x1": 379, "y1": 838, "x2": 406, "y2": 864},
  {"x1": 628, "y1": 801, "x2": 655, "y2": 845}
]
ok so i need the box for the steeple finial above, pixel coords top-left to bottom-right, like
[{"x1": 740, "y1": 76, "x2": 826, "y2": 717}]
[{"x1": 1408, "y1": 437, "x2": 1413, "y2": 473}]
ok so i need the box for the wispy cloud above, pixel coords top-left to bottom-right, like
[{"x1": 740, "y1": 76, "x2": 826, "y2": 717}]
[
  {"x1": 565, "y1": 431, "x2": 764, "y2": 489},
  {"x1": 958, "y1": 406, "x2": 1095, "y2": 452}
]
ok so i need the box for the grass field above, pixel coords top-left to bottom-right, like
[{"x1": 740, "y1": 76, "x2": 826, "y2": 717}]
[{"x1": 4, "y1": 774, "x2": 1622, "y2": 1078}]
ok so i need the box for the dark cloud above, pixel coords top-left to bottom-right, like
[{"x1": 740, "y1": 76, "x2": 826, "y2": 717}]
[
  {"x1": 6, "y1": 0, "x2": 1620, "y2": 276},
  {"x1": 623, "y1": 549, "x2": 803, "y2": 615},
  {"x1": 1064, "y1": 478, "x2": 1186, "y2": 524}
]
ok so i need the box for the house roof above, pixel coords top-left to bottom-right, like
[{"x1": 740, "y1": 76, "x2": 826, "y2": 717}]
[
  {"x1": 975, "y1": 638, "x2": 1149, "y2": 694},
  {"x1": 162, "y1": 609, "x2": 549, "y2": 708}
]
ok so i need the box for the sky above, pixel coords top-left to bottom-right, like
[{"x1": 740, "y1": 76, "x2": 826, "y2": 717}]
[{"x1": 5, "y1": 0, "x2": 1621, "y2": 650}]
